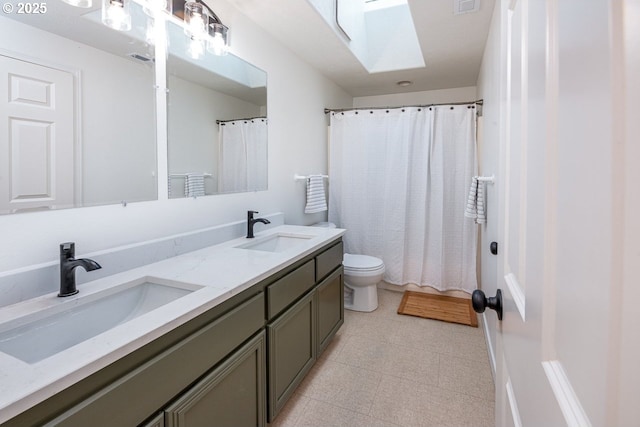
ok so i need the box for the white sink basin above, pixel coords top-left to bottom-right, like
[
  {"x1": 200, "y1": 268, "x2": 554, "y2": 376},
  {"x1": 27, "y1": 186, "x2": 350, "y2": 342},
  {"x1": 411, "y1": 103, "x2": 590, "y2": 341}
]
[
  {"x1": 236, "y1": 233, "x2": 314, "y2": 253},
  {"x1": 0, "y1": 277, "x2": 202, "y2": 364}
]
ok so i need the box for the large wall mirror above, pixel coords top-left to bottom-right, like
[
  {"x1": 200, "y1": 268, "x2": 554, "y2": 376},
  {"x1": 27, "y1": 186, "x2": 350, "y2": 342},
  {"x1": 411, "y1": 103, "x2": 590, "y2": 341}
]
[
  {"x1": 0, "y1": 1, "x2": 158, "y2": 214},
  {"x1": 0, "y1": 0, "x2": 269, "y2": 214},
  {"x1": 166, "y1": 18, "x2": 267, "y2": 198}
]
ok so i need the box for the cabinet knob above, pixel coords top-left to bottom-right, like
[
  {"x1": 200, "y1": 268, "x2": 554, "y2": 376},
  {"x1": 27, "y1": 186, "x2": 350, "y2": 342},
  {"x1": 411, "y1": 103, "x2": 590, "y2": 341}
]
[{"x1": 471, "y1": 289, "x2": 503, "y2": 320}]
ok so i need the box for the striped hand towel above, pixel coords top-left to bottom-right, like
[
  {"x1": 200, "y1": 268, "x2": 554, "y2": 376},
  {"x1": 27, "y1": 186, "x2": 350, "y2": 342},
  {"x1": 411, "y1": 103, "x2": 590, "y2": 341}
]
[
  {"x1": 304, "y1": 175, "x2": 328, "y2": 213},
  {"x1": 185, "y1": 173, "x2": 205, "y2": 197},
  {"x1": 464, "y1": 176, "x2": 486, "y2": 224}
]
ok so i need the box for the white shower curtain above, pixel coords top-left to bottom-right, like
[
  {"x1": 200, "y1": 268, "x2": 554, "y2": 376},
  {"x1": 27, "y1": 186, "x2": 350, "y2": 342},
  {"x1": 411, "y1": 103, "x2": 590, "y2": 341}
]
[
  {"x1": 328, "y1": 105, "x2": 478, "y2": 293},
  {"x1": 218, "y1": 118, "x2": 268, "y2": 193}
]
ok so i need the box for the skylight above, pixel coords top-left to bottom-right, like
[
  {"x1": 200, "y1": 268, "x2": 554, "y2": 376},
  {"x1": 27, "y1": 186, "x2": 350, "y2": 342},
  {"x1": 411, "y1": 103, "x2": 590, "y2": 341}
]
[{"x1": 307, "y1": 0, "x2": 424, "y2": 74}]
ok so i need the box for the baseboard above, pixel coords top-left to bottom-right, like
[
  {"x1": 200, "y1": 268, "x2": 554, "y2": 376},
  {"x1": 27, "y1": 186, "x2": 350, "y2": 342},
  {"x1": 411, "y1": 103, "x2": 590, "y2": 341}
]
[{"x1": 482, "y1": 312, "x2": 497, "y2": 382}]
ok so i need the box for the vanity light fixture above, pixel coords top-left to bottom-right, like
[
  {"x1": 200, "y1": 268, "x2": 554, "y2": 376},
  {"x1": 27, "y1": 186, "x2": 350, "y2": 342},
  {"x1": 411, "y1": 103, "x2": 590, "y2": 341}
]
[
  {"x1": 102, "y1": 0, "x2": 132, "y2": 31},
  {"x1": 207, "y1": 11, "x2": 229, "y2": 56},
  {"x1": 183, "y1": 1, "x2": 230, "y2": 56},
  {"x1": 184, "y1": 1, "x2": 209, "y2": 39}
]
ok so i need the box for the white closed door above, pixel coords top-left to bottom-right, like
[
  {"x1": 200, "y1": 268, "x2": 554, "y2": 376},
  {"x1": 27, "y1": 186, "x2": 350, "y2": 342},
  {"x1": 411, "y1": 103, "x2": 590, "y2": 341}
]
[
  {"x1": 494, "y1": 0, "x2": 640, "y2": 426},
  {"x1": 0, "y1": 55, "x2": 75, "y2": 213}
]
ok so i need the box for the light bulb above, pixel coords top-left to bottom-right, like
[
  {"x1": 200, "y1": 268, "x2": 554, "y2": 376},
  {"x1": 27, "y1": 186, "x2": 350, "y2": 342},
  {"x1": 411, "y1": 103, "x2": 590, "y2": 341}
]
[{"x1": 189, "y1": 14, "x2": 205, "y2": 35}]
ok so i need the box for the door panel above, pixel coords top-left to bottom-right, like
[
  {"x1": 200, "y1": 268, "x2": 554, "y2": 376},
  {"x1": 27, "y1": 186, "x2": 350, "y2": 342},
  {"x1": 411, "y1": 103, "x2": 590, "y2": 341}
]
[
  {"x1": 495, "y1": 0, "x2": 636, "y2": 425},
  {"x1": 496, "y1": 0, "x2": 565, "y2": 425},
  {"x1": 0, "y1": 55, "x2": 75, "y2": 213}
]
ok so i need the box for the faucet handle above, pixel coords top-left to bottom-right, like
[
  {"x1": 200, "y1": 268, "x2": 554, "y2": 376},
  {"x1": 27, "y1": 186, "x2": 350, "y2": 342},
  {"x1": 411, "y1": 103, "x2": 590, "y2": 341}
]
[{"x1": 60, "y1": 242, "x2": 75, "y2": 256}]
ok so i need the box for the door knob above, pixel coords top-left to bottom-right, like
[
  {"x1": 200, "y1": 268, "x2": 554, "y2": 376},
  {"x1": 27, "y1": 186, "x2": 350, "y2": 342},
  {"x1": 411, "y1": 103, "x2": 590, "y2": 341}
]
[
  {"x1": 471, "y1": 289, "x2": 503, "y2": 320},
  {"x1": 490, "y1": 241, "x2": 498, "y2": 255}
]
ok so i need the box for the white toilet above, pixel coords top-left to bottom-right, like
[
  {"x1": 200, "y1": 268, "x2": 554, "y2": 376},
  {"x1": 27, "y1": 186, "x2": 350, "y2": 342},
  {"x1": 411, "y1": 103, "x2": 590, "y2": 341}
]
[{"x1": 312, "y1": 222, "x2": 385, "y2": 312}]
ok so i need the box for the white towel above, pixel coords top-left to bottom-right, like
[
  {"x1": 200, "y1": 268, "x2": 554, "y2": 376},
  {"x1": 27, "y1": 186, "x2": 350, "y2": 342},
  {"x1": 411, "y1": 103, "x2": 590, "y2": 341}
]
[
  {"x1": 304, "y1": 175, "x2": 328, "y2": 213},
  {"x1": 465, "y1": 176, "x2": 486, "y2": 224},
  {"x1": 185, "y1": 173, "x2": 205, "y2": 197}
]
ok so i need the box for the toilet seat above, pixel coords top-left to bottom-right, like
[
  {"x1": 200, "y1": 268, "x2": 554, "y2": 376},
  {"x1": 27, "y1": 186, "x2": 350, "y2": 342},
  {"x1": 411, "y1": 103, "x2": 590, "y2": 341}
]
[{"x1": 343, "y1": 254, "x2": 385, "y2": 275}]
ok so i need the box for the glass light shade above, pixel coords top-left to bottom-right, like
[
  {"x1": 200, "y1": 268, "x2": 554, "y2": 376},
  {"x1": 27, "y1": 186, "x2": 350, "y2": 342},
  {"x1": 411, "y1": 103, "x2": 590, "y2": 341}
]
[
  {"x1": 184, "y1": 1, "x2": 208, "y2": 39},
  {"x1": 207, "y1": 22, "x2": 229, "y2": 56},
  {"x1": 102, "y1": 0, "x2": 131, "y2": 31},
  {"x1": 61, "y1": 0, "x2": 92, "y2": 7}
]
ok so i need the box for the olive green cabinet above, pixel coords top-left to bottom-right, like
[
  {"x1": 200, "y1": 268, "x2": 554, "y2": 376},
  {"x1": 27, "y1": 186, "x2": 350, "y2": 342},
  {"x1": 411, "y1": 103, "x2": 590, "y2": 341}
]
[
  {"x1": 42, "y1": 292, "x2": 266, "y2": 427},
  {"x1": 267, "y1": 291, "x2": 316, "y2": 419},
  {"x1": 266, "y1": 241, "x2": 344, "y2": 422},
  {"x1": 164, "y1": 332, "x2": 266, "y2": 427},
  {"x1": 316, "y1": 267, "x2": 344, "y2": 355}
]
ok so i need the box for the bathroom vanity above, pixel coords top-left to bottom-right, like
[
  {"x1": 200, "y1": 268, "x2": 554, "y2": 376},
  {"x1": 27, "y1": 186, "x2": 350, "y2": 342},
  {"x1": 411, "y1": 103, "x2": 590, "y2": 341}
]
[{"x1": 0, "y1": 226, "x2": 344, "y2": 427}]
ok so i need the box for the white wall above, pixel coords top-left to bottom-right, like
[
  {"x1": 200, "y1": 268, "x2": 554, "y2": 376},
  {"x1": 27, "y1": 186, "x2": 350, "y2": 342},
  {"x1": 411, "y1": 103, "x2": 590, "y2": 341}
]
[
  {"x1": 0, "y1": 16, "x2": 157, "y2": 209},
  {"x1": 475, "y1": 1, "x2": 502, "y2": 375},
  {"x1": 0, "y1": 1, "x2": 352, "y2": 274},
  {"x1": 353, "y1": 86, "x2": 477, "y2": 108}
]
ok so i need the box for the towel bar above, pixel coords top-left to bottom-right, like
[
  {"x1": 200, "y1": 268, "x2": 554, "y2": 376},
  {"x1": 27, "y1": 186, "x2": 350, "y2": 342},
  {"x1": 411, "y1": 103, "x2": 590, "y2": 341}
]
[
  {"x1": 477, "y1": 175, "x2": 495, "y2": 184},
  {"x1": 170, "y1": 173, "x2": 213, "y2": 178},
  {"x1": 294, "y1": 174, "x2": 328, "y2": 181}
]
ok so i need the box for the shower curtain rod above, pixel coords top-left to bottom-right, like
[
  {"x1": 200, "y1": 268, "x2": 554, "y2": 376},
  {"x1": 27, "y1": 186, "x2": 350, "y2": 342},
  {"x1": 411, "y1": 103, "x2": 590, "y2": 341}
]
[
  {"x1": 216, "y1": 116, "x2": 267, "y2": 125},
  {"x1": 323, "y1": 99, "x2": 483, "y2": 114}
]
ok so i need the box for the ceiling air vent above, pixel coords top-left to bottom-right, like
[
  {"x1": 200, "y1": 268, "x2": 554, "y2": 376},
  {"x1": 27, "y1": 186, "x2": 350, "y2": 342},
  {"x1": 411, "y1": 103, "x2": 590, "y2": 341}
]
[
  {"x1": 453, "y1": 0, "x2": 480, "y2": 15},
  {"x1": 129, "y1": 53, "x2": 153, "y2": 62}
]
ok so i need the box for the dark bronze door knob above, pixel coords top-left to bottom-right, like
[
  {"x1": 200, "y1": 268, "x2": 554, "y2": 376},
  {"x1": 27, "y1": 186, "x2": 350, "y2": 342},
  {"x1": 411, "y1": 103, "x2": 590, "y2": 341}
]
[{"x1": 472, "y1": 289, "x2": 503, "y2": 320}]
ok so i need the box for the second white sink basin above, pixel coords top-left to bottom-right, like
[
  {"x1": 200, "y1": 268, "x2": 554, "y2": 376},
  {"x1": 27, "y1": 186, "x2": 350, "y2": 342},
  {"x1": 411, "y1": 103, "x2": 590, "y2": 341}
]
[
  {"x1": 0, "y1": 277, "x2": 202, "y2": 364},
  {"x1": 236, "y1": 233, "x2": 314, "y2": 253}
]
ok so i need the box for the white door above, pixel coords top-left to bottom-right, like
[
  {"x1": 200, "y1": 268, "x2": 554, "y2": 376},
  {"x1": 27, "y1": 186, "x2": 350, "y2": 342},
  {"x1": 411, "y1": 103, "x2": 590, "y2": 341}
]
[
  {"x1": 494, "y1": 0, "x2": 640, "y2": 426},
  {"x1": 0, "y1": 55, "x2": 75, "y2": 213}
]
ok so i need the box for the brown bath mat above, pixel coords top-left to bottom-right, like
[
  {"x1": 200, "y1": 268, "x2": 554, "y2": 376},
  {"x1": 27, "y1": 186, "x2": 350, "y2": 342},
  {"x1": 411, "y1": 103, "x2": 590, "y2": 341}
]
[{"x1": 397, "y1": 291, "x2": 478, "y2": 327}]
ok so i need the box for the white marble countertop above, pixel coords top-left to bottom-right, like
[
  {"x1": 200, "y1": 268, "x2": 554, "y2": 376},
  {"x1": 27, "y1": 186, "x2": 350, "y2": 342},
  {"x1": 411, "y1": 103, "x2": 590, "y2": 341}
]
[{"x1": 0, "y1": 225, "x2": 345, "y2": 424}]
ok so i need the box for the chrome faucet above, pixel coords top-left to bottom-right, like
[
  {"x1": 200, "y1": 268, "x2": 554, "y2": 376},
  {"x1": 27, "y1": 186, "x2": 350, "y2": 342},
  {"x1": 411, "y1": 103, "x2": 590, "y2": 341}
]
[
  {"x1": 59, "y1": 242, "x2": 102, "y2": 297},
  {"x1": 247, "y1": 210, "x2": 270, "y2": 238}
]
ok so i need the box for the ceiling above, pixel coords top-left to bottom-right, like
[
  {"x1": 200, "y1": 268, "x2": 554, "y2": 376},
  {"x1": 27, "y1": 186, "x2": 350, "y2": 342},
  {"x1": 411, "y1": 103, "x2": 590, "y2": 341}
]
[{"x1": 225, "y1": 0, "x2": 496, "y2": 97}]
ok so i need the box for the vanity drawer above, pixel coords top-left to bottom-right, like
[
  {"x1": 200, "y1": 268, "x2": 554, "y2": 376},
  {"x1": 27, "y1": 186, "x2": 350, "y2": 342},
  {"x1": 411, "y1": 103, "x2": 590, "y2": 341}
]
[
  {"x1": 47, "y1": 292, "x2": 265, "y2": 427},
  {"x1": 267, "y1": 260, "x2": 315, "y2": 319},
  {"x1": 315, "y1": 241, "x2": 343, "y2": 281}
]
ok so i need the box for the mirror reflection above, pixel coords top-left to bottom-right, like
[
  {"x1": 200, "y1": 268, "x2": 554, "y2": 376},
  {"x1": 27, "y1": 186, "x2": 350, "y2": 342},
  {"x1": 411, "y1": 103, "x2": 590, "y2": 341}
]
[
  {"x1": 0, "y1": 1, "x2": 158, "y2": 214},
  {"x1": 166, "y1": 18, "x2": 267, "y2": 198}
]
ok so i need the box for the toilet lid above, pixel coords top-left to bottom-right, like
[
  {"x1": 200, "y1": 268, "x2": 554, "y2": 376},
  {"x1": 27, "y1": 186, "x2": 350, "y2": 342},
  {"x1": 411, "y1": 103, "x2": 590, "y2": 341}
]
[{"x1": 343, "y1": 253, "x2": 384, "y2": 271}]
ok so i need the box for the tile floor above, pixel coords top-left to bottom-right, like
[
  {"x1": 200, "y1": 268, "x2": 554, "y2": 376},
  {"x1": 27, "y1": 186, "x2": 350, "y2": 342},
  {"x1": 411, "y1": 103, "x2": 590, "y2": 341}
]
[{"x1": 270, "y1": 289, "x2": 495, "y2": 427}]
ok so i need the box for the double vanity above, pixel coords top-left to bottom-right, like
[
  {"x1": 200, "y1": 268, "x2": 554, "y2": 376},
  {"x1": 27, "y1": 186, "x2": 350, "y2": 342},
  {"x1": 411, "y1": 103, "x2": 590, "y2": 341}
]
[{"x1": 0, "y1": 225, "x2": 345, "y2": 426}]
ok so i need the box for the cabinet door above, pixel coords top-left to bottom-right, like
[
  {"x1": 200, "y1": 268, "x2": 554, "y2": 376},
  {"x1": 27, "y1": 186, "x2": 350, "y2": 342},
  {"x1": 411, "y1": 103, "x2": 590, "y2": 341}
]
[
  {"x1": 164, "y1": 331, "x2": 266, "y2": 427},
  {"x1": 316, "y1": 267, "x2": 344, "y2": 355},
  {"x1": 140, "y1": 412, "x2": 164, "y2": 427},
  {"x1": 267, "y1": 291, "x2": 316, "y2": 421}
]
